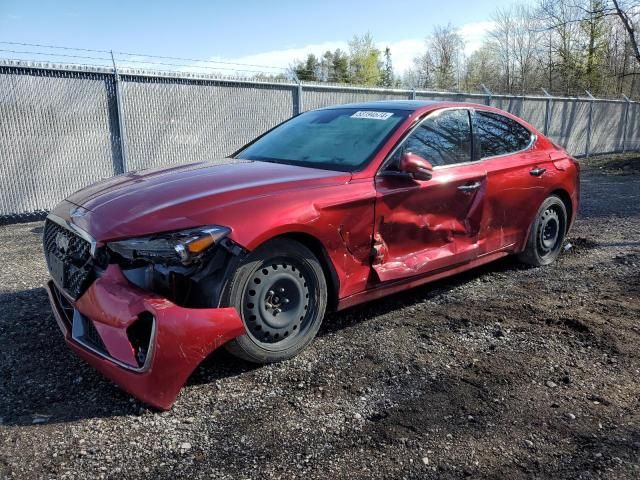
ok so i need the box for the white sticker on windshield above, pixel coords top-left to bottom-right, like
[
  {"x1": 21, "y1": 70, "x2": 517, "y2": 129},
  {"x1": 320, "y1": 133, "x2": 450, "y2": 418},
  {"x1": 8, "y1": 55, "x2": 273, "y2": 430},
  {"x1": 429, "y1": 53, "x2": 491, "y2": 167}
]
[{"x1": 350, "y1": 111, "x2": 394, "y2": 120}]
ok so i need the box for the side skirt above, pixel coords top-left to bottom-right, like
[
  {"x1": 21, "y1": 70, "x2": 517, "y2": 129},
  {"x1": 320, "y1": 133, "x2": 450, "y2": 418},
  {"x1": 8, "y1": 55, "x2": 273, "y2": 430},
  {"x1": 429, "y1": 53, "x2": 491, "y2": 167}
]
[{"x1": 336, "y1": 250, "x2": 511, "y2": 311}]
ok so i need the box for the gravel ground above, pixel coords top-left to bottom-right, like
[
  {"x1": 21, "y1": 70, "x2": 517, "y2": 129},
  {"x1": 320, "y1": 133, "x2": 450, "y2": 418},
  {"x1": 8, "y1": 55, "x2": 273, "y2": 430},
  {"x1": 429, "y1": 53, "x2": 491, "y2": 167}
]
[{"x1": 1, "y1": 154, "x2": 639, "y2": 479}]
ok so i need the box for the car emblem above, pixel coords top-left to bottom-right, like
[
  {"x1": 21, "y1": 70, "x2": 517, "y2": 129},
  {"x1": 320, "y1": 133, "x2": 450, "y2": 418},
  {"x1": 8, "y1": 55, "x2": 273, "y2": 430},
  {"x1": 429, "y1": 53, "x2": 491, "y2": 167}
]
[{"x1": 56, "y1": 232, "x2": 70, "y2": 253}]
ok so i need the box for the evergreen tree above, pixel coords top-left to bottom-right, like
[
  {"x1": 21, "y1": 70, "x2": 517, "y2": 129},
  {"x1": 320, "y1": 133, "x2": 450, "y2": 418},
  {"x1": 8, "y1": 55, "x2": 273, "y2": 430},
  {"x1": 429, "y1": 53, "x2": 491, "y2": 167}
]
[
  {"x1": 380, "y1": 47, "x2": 394, "y2": 87},
  {"x1": 304, "y1": 54, "x2": 320, "y2": 81},
  {"x1": 332, "y1": 49, "x2": 350, "y2": 83},
  {"x1": 293, "y1": 54, "x2": 320, "y2": 81}
]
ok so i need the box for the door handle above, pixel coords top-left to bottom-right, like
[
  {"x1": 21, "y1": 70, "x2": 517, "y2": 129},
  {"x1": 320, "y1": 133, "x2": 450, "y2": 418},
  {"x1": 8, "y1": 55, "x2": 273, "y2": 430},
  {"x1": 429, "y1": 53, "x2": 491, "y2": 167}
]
[
  {"x1": 457, "y1": 181, "x2": 482, "y2": 192},
  {"x1": 530, "y1": 167, "x2": 546, "y2": 177}
]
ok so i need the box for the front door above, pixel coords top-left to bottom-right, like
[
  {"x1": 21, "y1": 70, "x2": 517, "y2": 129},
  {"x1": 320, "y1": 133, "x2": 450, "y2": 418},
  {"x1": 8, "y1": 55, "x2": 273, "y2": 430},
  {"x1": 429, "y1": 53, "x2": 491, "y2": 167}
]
[{"x1": 372, "y1": 108, "x2": 487, "y2": 283}]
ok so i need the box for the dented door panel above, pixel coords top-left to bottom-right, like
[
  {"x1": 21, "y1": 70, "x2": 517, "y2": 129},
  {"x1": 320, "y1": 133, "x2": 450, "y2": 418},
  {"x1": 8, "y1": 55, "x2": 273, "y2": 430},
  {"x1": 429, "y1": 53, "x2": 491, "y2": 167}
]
[
  {"x1": 480, "y1": 145, "x2": 557, "y2": 254},
  {"x1": 373, "y1": 162, "x2": 487, "y2": 283}
]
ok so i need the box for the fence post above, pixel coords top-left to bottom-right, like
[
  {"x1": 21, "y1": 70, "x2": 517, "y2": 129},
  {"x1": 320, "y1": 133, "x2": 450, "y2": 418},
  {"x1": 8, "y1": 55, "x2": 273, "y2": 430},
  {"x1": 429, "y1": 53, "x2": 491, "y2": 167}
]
[
  {"x1": 110, "y1": 51, "x2": 129, "y2": 173},
  {"x1": 296, "y1": 82, "x2": 303, "y2": 115},
  {"x1": 541, "y1": 88, "x2": 552, "y2": 137},
  {"x1": 291, "y1": 72, "x2": 303, "y2": 116},
  {"x1": 622, "y1": 95, "x2": 631, "y2": 153},
  {"x1": 584, "y1": 90, "x2": 595, "y2": 158},
  {"x1": 481, "y1": 84, "x2": 492, "y2": 106},
  {"x1": 410, "y1": 88, "x2": 416, "y2": 100}
]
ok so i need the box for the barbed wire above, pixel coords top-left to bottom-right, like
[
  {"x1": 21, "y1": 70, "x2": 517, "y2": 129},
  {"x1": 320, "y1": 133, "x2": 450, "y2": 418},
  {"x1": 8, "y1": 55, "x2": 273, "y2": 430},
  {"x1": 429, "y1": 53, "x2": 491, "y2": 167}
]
[
  {"x1": 0, "y1": 40, "x2": 111, "y2": 53},
  {"x1": 0, "y1": 40, "x2": 292, "y2": 74},
  {"x1": 0, "y1": 48, "x2": 113, "y2": 63},
  {"x1": 112, "y1": 51, "x2": 288, "y2": 71},
  {"x1": 0, "y1": 57, "x2": 113, "y2": 71},
  {"x1": 0, "y1": 40, "x2": 636, "y2": 100},
  {"x1": 0, "y1": 40, "x2": 382, "y2": 83},
  {"x1": 113, "y1": 58, "x2": 288, "y2": 76},
  {"x1": 0, "y1": 42, "x2": 360, "y2": 82}
]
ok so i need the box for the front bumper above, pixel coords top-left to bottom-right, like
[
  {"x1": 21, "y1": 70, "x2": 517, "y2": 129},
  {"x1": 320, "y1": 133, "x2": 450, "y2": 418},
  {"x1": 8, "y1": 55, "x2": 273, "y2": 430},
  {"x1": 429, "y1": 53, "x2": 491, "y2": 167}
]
[{"x1": 46, "y1": 264, "x2": 245, "y2": 410}]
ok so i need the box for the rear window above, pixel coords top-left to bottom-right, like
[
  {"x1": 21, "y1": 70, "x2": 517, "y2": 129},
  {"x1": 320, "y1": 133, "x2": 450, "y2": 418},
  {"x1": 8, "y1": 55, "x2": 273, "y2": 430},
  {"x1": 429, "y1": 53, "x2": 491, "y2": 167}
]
[
  {"x1": 237, "y1": 108, "x2": 409, "y2": 171},
  {"x1": 474, "y1": 111, "x2": 532, "y2": 158}
]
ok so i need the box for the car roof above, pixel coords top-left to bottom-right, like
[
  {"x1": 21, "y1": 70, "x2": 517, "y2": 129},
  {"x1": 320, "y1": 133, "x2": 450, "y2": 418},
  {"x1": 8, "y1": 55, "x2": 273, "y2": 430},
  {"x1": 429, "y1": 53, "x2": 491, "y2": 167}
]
[
  {"x1": 319, "y1": 100, "x2": 443, "y2": 111},
  {"x1": 314, "y1": 99, "x2": 541, "y2": 136}
]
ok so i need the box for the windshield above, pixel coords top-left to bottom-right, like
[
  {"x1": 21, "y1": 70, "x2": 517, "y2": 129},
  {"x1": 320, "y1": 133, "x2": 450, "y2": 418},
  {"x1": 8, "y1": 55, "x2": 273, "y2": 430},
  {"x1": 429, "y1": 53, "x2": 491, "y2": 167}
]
[{"x1": 236, "y1": 108, "x2": 409, "y2": 171}]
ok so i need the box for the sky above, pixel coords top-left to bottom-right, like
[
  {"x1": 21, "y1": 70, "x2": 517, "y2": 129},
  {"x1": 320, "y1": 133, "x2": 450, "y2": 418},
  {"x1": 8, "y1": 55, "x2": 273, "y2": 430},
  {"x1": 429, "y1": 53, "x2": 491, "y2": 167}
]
[{"x1": 0, "y1": 0, "x2": 532, "y2": 75}]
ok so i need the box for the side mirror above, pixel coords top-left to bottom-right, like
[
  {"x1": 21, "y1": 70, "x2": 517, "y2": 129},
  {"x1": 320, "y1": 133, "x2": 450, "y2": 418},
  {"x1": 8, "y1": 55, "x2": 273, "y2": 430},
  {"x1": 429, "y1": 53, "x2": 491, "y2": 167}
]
[{"x1": 399, "y1": 152, "x2": 433, "y2": 181}]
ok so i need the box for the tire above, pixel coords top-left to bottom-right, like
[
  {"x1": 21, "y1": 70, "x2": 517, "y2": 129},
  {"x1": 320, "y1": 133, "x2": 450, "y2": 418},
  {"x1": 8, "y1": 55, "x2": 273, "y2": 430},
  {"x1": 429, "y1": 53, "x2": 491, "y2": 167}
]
[
  {"x1": 221, "y1": 238, "x2": 327, "y2": 363},
  {"x1": 518, "y1": 195, "x2": 568, "y2": 266}
]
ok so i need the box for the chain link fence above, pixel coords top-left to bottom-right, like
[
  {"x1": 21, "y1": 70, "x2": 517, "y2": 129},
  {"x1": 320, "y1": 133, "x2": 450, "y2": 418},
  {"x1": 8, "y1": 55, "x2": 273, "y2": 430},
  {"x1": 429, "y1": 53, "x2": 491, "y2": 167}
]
[{"x1": 1, "y1": 62, "x2": 638, "y2": 220}]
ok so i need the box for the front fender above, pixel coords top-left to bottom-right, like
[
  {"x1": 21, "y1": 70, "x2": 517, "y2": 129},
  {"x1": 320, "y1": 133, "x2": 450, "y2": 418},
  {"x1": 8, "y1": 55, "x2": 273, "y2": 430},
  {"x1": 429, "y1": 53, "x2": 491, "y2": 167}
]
[{"x1": 217, "y1": 179, "x2": 377, "y2": 300}]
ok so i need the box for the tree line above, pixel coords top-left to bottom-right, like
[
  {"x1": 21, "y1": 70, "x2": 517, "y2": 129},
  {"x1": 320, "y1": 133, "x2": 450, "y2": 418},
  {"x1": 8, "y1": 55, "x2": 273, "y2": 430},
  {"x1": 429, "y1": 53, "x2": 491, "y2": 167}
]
[
  {"x1": 290, "y1": 33, "x2": 397, "y2": 87},
  {"x1": 282, "y1": 0, "x2": 639, "y2": 98}
]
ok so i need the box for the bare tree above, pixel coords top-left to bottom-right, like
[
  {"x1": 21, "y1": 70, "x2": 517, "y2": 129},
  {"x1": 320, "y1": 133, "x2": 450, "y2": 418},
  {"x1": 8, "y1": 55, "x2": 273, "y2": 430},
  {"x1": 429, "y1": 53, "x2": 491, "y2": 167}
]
[
  {"x1": 405, "y1": 50, "x2": 434, "y2": 89},
  {"x1": 489, "y1": 8, "x2": 516, "y2": 92},
  {"x1": 578, "y1": 0, "x2": 609, "y2": 91},
  {"x1": 429, "y1": 24, "x2": 465, "y2": 90},
  {"x1": 513, "y1": 4, "x2": 543, "y2": 93},
  {"x1": 612, "y1": 0, "x2": 640, "y2": 62},
  {"x1": 405, "y1": 24, "x2": 464, "y2": 90},
  {"x1": 463, "y1": 45, "x2": 500, "y2": 91},
  {"x1": 540, "y1": 0, "x2": 585, "y2": 94}
]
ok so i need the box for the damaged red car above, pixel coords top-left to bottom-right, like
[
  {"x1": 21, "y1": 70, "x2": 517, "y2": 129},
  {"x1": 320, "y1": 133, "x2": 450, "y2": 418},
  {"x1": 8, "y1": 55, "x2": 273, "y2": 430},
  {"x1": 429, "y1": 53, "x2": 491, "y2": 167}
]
[{"x1": 43, "y1": 101, "x2": 580, "y2": 409}]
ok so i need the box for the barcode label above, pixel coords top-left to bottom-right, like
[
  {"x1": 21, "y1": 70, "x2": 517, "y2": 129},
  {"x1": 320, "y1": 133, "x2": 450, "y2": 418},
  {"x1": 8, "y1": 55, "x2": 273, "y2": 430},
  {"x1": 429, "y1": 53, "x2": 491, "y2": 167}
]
[{"x1": 350, "y1": 111, "x2": 394, "y2": 120}]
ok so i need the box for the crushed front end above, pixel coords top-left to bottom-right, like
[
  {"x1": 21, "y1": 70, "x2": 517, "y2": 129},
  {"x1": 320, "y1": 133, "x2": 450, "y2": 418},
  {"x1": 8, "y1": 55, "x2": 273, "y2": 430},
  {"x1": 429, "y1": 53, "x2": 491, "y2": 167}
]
[{"x1": 42, "y1": 213, "x2": 246, "y2": 410}]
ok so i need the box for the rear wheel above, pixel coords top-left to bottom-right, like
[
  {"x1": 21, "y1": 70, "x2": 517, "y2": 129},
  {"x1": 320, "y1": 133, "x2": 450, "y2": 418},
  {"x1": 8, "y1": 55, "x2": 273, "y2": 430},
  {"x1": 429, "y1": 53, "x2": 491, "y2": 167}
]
[
  {"x1": 518, "y1": 195, "x2": 567, "y2": 266},
  {"x1": 222, "y1": 238, "x2": 327, "y2": 363}
]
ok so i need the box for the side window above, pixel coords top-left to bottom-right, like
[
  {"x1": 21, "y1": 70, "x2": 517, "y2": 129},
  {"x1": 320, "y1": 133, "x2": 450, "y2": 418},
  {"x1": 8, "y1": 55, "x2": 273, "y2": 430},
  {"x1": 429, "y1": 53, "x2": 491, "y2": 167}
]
[
  {"x1": 388, "y1": 109, "x2": 472, "y2": 169},
  {"x1": 474, "y1": 111, "x2": 532, "y2": 158}
]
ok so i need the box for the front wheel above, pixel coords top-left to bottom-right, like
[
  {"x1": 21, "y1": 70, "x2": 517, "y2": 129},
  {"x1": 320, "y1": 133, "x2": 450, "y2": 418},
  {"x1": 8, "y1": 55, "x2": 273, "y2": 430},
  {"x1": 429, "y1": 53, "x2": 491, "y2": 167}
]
[
  {"x1": 221, "y1": 238, "x2": 327, "y2": 363},
  {"x1": 518, "y1": 195, "x2": 568, "y2": 266}
]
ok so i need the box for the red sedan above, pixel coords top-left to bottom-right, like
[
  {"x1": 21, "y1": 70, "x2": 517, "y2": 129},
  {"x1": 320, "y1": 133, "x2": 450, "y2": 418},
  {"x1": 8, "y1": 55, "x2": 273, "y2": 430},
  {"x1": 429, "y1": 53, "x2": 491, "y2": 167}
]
[{"x1": 43, "y1": 101, "x2": 579, "y2": 409}]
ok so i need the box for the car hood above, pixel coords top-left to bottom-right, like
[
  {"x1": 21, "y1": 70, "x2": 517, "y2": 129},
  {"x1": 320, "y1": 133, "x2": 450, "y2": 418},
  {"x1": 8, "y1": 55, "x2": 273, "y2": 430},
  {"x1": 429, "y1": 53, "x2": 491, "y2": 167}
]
[{"x1": 63, "y1": 158, "x2": 351, "y2": 241}]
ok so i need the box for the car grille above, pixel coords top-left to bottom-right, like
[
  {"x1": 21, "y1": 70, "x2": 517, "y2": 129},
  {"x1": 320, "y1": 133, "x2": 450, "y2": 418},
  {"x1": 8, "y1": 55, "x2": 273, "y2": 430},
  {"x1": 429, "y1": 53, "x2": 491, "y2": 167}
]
[
  {"x1": 50, "y1": 281, "x2": 74, "y2": 330},
  {"x1": 43, "y1": 219, "x2": 94, "y2": 299}
]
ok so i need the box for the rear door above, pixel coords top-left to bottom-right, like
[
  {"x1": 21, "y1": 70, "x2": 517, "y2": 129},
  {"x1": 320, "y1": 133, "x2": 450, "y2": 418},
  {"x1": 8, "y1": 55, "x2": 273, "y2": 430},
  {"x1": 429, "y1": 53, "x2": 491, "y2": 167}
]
[
  {"x1": 472, "y1": 110, "x2": 555, "y2": 253},
  {"x1": 373, "y1": 108, "x2": 487, "y2": 283}
]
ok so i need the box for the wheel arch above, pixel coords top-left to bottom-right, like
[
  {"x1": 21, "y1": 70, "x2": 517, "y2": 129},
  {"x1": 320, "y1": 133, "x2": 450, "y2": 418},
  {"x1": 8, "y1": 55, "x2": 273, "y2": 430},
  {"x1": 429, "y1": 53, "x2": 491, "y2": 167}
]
[
  {"x1": 549, "y1": 188, "x2": 573, "y2": 230},
  {"x1": 519, "y1": 188, "x2": 573, "y2": 252},
  {"x1": 258, "y1": 231, "x2": 340, "y2": 312}
]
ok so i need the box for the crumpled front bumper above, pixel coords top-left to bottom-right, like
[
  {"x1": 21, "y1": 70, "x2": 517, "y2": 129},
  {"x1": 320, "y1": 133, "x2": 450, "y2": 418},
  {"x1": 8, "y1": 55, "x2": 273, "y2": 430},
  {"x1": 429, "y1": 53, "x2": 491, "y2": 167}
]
[{"x1": 46, "y1": 264, "x2": 245, "y2": 410}]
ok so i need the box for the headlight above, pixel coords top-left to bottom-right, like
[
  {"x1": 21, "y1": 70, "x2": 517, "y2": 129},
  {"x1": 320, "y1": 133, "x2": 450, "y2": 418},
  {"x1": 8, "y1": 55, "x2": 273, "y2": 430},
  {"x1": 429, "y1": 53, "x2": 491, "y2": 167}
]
[{"x1": 107, "y1": 226, "x2": 230, "y2": 265}]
